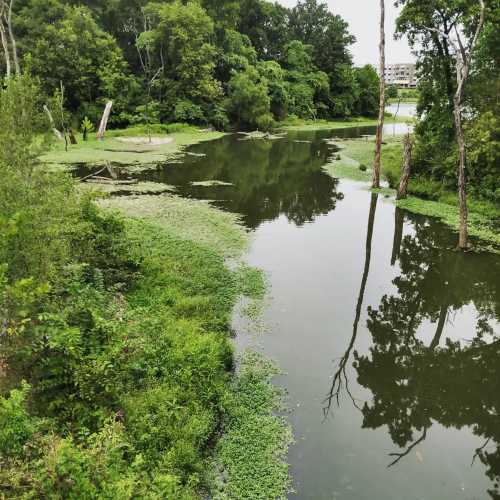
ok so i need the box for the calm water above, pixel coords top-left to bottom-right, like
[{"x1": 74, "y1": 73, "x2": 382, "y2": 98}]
[{"x1": 116, "y1": 126, "x2": 500, "y2": 499}]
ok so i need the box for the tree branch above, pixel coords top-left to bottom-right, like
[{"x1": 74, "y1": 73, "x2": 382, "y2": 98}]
[{"x1": 388, "y1": 428, "x2": 428, "y2": 467}]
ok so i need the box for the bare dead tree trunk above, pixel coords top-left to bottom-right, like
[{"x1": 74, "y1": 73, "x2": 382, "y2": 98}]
[
  {"x1": 43, "y1": 104, "x2": 64, "y2": 141},
  {"x1": 429, "y1": 304, "x2": 448, "y2": 350},
  {"x1": 454, "y1": 93, "x2": 469, "y2": 249},
  {"x1": 396, "y1": 133, "x2": 413, "y2": 200},
  {"x1": 7, "y1": 0, "x2": 19, "y2": 74},
  {"x1": 0, "y1": 14, "x2": 10, "y2": 78},
  {"x1": 422, "y1": 1, "x2": 485, "y2": 250},
  {"x1": 372, "y1": 0, "x2": 386, "y2": 189},
  {"x1": 68, "y1": 128, "x2": 77, "y2": 145},
  {"x1": 451, "y1": 0, "x2": 485, "y2": 250},
  {"x1": 96, "y1": 101, "x2": 113, "y2": 140},
  {"x1": 391, "y1": 207, "x2": 404, "y2": 266}
]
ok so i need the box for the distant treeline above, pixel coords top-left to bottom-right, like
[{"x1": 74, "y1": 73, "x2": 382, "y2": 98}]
[{"x1": 3, "y1": 0, "x2": 382, "y2": 130}]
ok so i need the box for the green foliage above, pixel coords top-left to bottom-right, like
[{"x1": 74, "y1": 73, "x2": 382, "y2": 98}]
[
  {"x1": 396, "y1": 0, "x2": 499, "y2": 202},
  {"x1": 0, "y1": 382, "x2": 36, "y2": 457},
  {"x1": 385, "y1": 85, "x2": 398, "y2": 100},
  {"x1": 17, "y1": 1, "x2": 135, "y2": 124},
  {"x1": 353, "y1": 65, "x2": 380, "y2": 117},
  {"x1": 227, "y1": 67, "x2": 273, "y2": 130},
  {"x1": 80, "y1": 116, "x2": 95, "y2": 141},
  {"x1": 0, "y1": 80, "x2": 290, "y2": 497},
  {"x1": 174, "y1": 100, "x2": 206, "y2": 124},
  {"x1": 146, "y1": 0, "x2": 222, "y2": 114}
]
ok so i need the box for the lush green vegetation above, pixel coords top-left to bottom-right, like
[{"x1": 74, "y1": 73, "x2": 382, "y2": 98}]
[
  {"x1": 396, "y1": 0, "x2": 499, "y2": 204},
  {"x1": 2, "y1": 0, "x2": 384, "y2": 132},
  {"x1": 323, "y1": 134, "x2": 500, "y2": 249},
  {"x1": 0, "y1": 74, "x2": 291, "y2": 498}
]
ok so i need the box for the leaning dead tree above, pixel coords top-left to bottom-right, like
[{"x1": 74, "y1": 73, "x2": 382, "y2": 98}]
[
  {"x1": 43, "y1": 105, "x2": 63, "y2": 141},
  {"x1": 372, "y1": 0, "x2": 386, "y2": 189},
  {"x1": 0, "y1": 0, "x2": 19, "y2": 78},
  {"x1": 96, "y1": 101, "x2": 113, "y2": 140},
  {"x1": 427, "y1": 1, "x2": 486, "y2": 249}
]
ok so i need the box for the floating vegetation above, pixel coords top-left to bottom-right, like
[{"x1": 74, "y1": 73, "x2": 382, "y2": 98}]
[
  {"x1": 81, "y1": 181, "x2": 175, "y2": 195},
  {"x1": 238, "y1": 131, "x2": 285, "y2": 141},
  {"x1": 41, "y1": 130, "x2": 225, "y2": 170},
  {"x1": 212, "y1": 351, "x2": 293, "y2": 500},
  {"x1": 186, "y1": 151, "x2": 207, "y2": 157},
  {"x1": 191, "y1": 180, "x2": 233, "y2": 187},
  {"x1": 98, "y1": 193, "x2": 248, "y2": 258}
]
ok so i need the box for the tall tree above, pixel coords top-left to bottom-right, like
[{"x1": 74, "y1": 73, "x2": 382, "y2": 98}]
[
  {"x1": 372, "y1": 0, "x2": 385, "y2": 189},
  {"x1": 396, "y1": 0, "x2": 486, "y2": 249},
  {"x1": 0, "y1": 0, "x2": 20, "y2": 77},
  {"x1": 448, "y1": 0, "x2": 486, "y2": 249}
]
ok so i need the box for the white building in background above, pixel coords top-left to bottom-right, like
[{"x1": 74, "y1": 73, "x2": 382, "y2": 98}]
[{"x1": 384, "y1": 63, "x2": 417, "y2": 88}]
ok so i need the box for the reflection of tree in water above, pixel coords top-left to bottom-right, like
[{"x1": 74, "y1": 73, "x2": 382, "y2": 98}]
[
  {"x1": 324, "y1": 193, "x2": 378, "y2": 415},
  {"x1": 354, "y1": 211, "x2": 500, "y2": 499},
  {"x1": 144, "y1": 132, "x2": 343, "y2": 229}
]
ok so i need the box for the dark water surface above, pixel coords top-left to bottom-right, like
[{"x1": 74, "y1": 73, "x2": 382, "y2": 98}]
[{"x1": 141, "y1": 126, "x2": 499, "y2": 499}]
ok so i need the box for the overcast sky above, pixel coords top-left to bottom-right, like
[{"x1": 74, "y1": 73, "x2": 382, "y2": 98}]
[{"x1": 276, "y1": 0, "x2": 415, "y2": 66}]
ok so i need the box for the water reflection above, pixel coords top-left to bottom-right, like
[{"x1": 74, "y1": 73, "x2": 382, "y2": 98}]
[
  {"x1": 139, "y1": 131, "x2": 344, "y2": 228},
  {"x1": 324, "y1": 192, "x2": 378, "y2": 414},
  {"x1": 340, "y1": 208, "x2": 500, "y2": 498}
]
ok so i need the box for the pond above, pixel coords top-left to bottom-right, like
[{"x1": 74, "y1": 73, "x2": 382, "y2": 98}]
[{"x1": 127, "y1": 125, "x2": 500, "y2": 499}]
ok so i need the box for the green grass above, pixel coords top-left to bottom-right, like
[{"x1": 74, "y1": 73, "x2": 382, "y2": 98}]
[
  {"x1": 397, "y1": 196, "x2": 500, "y2": 252},
  {"x1": 323, "y1": 136, "x2": 404, "y2": 182},
  {"x1": 277, "y1": 115, "x2": 410, "y2": 131},
  {"x1": 106, "y1": 201, "x2": 290, "y2": 498},
  {"x1": 41, "y1": 127, "x2": 225, "y2": 171}
]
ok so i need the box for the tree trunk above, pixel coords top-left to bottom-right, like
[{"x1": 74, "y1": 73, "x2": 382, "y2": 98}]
[
  {"x1": 68, "y1": 128, "x2": 77, "y2": 145},
  {"x1": 0, "y1": 21, "x2": 11, "y2": 78},
  {"x1": 453, "y1": 94, "x2": 468, "y2": 250},
  {"x1": 391, "y1": 207, "x2": 404, "y2": 266},
  {"x1": 43, "y1": 105, "x2": 64, "y2": 141},
  {"x1": 96, "y1": 101, "x2": 113, "y2": 140},
  {"x1": 372, "y1": 0, "x2": 386, "y2": 189},
  {"x1": 429, "y1": 304, "x2": 448, "y2": 350},
  {"x1": 7, "y1": 0, "x2": 19, "y2": 74},
  {"x1": 396, "y1": 133, "x2": 413, "y2": 200}
]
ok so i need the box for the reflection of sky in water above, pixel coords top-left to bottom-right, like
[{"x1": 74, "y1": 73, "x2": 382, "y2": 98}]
[
  {"x1": 79, "y1": 122, "x2": 499, "y2": 499},
  {"x1": 386, "y1": 102, "x2": 417, "y2": 117},
  {"x1": 237, "y1": 186, "x2": 500, "y2": 499}
]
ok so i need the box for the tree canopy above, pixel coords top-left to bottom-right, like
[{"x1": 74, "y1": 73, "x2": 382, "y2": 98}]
[{"x1": 2, "y1": 0, "x2": 381, "y2": 129}]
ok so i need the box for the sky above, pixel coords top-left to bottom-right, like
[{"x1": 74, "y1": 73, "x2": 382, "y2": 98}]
[{"x1": 276, "y1": 0, "x2": 416, "y2": 67}]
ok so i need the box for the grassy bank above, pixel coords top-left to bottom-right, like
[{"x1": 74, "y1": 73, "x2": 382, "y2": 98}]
[
  {"x1": 2, "y1": 190, "x2": 292, "y2": 498},
  {"x1": 322, "y1": 135, "x2": 500, "y2": 250},
  {"x1": 277, "y1": 114, "x2": 411, "y2": 131},
  {"x1": 41, "y1": 124, "x2": 224, "y2": 171},
  {"x1": 99, "y1": 193, "x2": 292, "y2": 498}
]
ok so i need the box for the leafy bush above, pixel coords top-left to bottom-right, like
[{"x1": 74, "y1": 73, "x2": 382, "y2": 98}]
[
  {"x1": 174, "y1": 100, "x2": 205, "y2": 124},
  {"x1": 0, "y1": 383, "x2": 36, "y2": 457}
]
